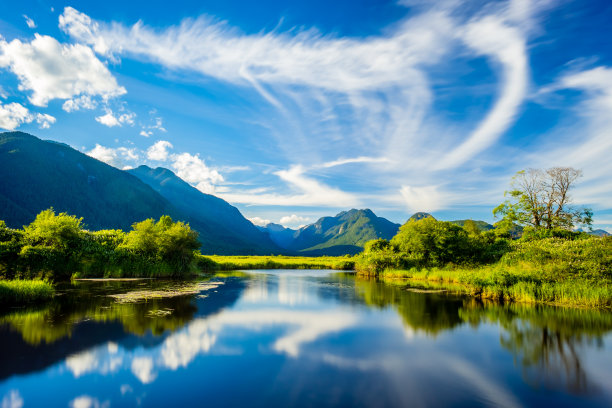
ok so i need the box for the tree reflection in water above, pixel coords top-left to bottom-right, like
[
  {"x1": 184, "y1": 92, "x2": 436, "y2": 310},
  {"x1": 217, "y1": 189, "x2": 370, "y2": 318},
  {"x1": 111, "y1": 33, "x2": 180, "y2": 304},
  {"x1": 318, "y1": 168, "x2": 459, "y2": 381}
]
[
  {"x1": 460, "y1": 300, "x2": 611, "y2": 394},
  {"x1": 355, "y1": 276, "x2": 612, "y2": 394}
]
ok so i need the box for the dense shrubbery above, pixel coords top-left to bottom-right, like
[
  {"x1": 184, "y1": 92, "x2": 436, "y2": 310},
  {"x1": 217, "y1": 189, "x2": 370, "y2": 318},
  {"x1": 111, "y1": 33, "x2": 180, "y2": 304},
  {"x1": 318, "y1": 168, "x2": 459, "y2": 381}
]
[
  {"x1": 355, "y1": 216, "x2": 612, "y2": 308},
  {"x1": 356, "y1": 217, "x2": 511, "y2": 274},
  {"x1": 0, "y1": 209, "x2": 201, "y2": 280}
]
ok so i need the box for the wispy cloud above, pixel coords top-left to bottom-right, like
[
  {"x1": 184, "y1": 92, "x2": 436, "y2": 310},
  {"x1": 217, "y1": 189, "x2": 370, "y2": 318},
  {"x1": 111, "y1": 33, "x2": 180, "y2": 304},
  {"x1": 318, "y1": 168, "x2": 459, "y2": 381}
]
[{"x1": 23, "y1": 15, "x2": 36, "y2": 29}]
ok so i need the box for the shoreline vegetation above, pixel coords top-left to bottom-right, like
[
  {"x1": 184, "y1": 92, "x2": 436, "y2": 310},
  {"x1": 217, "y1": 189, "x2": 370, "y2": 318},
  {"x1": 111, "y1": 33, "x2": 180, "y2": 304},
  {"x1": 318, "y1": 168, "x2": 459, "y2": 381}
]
[
  {"x1": 354, "y1": 218, "x2": 611, "y2": 309},
  {"x1": 0, "y1": 279, "x2": 54, "y2": 305},
  {"x1": 1, "y1": 204, "x2": 611, "y2": 309},
  {"x1": 202, "y1": 255, "x2": 355, "y2": 271}
]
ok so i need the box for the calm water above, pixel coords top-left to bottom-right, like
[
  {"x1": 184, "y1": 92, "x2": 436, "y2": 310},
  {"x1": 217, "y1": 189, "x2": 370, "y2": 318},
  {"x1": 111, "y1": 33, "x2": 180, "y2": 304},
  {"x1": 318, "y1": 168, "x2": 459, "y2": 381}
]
[{"x1": 1, "y1": 270, "x2": 612, "y2": 407}]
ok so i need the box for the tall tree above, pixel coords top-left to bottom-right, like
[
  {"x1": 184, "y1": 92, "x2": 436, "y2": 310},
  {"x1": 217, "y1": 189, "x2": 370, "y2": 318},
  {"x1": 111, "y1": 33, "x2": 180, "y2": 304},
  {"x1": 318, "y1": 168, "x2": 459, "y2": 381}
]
[{"x1": 494, "y1": 168, "x2": 592, "y2": 230}]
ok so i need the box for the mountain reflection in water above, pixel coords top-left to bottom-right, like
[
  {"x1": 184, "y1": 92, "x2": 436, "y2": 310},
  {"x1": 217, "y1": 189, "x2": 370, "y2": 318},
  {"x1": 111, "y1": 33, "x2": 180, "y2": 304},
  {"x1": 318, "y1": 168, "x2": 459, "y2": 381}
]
[{"x1": 0, "y1": 270, "x2": 611, "y2": 407}]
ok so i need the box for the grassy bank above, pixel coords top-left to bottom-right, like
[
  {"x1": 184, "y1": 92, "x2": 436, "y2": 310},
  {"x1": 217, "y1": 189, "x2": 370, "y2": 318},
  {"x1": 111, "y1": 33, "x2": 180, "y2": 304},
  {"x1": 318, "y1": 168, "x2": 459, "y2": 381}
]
[
  {"x1": 374, "y1": 266, "x2": 611, "y2": 309},
  {"x1": 0, "y1": 280, "x2": 54, "y2": 305},
  {"x1": 356, "y1": 218, "x2": 612, "y2": 309},
  {"x1": 201, "y1": 255, "x2": 355, "y2": 271}
]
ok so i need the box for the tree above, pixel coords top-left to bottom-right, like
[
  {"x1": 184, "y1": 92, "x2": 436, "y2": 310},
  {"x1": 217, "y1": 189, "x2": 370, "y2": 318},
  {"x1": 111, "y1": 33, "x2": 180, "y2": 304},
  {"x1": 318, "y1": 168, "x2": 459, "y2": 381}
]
[
  {"x1": 494, "y1": 168, "x2": 592, "y2": 231},
  {"x1": 391, "y1": 217, "x2": 471, "y2": 266},
  {"x1": 22, "y1": 208, "x2": 84, "y2": 250}
]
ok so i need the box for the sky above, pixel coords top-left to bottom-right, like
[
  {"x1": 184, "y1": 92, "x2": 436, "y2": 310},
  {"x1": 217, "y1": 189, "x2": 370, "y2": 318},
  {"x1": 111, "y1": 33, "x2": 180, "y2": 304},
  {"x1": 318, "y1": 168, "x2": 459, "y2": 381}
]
[{"x1": 0, "y1": 0, "x2": 611, "y2": 231}]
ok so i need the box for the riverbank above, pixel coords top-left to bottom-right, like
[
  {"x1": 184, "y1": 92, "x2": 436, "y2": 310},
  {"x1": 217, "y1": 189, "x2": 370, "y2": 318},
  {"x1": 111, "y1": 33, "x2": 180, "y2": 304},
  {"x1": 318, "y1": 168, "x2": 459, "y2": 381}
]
[
  {"x1": 0, "y1": 279, "x2": 54, "y2": 305},
  {"x1": 200, "y1": 255, "x2": 355, "y2": 271},
  {"x1": 366, "y1": 266, "x2": 612, "y2": 309}
]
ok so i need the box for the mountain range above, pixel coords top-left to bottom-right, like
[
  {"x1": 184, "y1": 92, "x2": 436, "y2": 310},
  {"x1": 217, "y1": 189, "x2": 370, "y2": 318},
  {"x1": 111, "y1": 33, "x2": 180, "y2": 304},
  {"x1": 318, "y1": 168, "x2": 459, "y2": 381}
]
[
  {"x1": 258, "y1": 209, "x2": 400, "y2": 255},
  {"x1": 0, "y1": 132, "x2": 277, "y2": 254},
  {"x1": 4, "y1": 131, "x2": 600, "y2": 256}
]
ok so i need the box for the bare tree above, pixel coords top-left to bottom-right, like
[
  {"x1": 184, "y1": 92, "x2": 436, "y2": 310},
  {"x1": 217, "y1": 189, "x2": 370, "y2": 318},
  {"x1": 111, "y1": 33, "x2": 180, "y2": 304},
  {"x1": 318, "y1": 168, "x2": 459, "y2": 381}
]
[{"x1": 494, "y1": 167, "x2": 592, "y2": 230}]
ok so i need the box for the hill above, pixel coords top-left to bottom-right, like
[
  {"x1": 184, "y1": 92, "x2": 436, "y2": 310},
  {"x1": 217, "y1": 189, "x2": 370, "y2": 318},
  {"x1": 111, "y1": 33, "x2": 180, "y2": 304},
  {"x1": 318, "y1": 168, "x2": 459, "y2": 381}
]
[
  {"x1": 286, "y1": 209, "x2": 400, "y2": 255},
  {"x1": 256, "y1": 223, "x2": 296, "y2": 249},
  {"x1": 409, "y1": 212, "x2": 434, "y2": 221},
  {"x1": 449, "y1": 219, "x2": 495, "y2": 231},
  {"x1": 0, "y1": 131, "x2": 175, "y2": 230},
  {"x1": 0, "y1": 132, "x2": 279, "y2": 255}
]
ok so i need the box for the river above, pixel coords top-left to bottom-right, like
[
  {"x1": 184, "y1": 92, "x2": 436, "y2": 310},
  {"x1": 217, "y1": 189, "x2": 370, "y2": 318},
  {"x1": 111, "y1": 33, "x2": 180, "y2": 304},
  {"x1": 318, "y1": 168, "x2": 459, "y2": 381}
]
[{"x1": 1, "y1": 270, "x2": 611, "y2": 407}]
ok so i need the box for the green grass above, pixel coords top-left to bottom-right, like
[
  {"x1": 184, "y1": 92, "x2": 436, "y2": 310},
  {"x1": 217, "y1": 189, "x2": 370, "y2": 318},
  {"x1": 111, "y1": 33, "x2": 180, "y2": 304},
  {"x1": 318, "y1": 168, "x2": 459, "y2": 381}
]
[
  {"x1": 374, "y1": 265, "x2": 612, "y2": 309},
  {"x1": 200, "y1": 255, "x2": 355, "y2": 271},
  {"x1": 0, "y1": 280, "x2": 54, "y2": 305}
]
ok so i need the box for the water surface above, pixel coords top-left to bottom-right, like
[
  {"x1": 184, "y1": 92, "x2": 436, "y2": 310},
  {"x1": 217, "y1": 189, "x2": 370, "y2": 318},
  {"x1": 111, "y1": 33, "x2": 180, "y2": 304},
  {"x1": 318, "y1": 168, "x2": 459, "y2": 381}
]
[{"x1": 1, "y1": 270, "x2": 611, "y2": 407}]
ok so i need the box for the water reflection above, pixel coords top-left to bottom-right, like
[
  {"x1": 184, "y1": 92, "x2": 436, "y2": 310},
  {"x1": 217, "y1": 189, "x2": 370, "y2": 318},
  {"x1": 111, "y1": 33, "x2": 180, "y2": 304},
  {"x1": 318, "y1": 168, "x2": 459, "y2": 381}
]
[
  {"x1": 460, "y1": 300, "x2": 612, "y2": 393},
  {"x1": 0, "y1": 271, "x2": 611, "y2": 407}
]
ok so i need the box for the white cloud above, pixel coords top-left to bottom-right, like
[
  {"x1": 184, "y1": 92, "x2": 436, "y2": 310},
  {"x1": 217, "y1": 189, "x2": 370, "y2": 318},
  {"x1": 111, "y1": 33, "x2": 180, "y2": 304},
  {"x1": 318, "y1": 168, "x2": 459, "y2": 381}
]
[
  {"x1": 66, "y1": 351, "x2": 97, "y2": 377},
  {"x1": 529, "y1": 66, "x2": 612, "y2": 209},
  {"x1": 69, "y1": 396, "x2": 107, "y2": 408},
  {"x1": 23, "y1": 15, "x2": 36, "y2": 29},
  {"x1": 320, "y1": 156, "x2": 390, "y2": 168},
  {"x1": 131, "y1": 356, "x2": 156, "y2": 384},
  {"x1": 95, "y1": 111, "x2": 119, "y2": 127},
  {"x1": 146, "y1": 140, "x2": 173, "y2": 161},
  {"x1": 87, "y1": 144, "x2": 139, "y2": 168},
  {"x1": 1, "y1": 390, "x2": 23, "y2": 408},
  {"x1": 219, "y1": 164, "x2": 359, "y2": 207},
  {"x1": 0, "y1": 102, "x2": 56, "y2": 130},
  {"x1": 400, "y1": 185, "x2": 445, "y2": 213},
  {"x1": 95, "y1": 109, "x2": 135, "y2": 127},
  {"x1": 170, "y1": 152, "x2": 223, "y2": 194},
  {"x1": 437, "y1": 15, "x2": 528, "y2": 169},
  {"x1": 279, "y1": 214, "x2": 310, "y2": 227},
  {"x1": 140, "y1": 130, "x2": 153, "y2": 137},
  {"x1": 0, "y1": 34, "x2": 125, "y2": 107},
  {"x1": 248, "y1": 216, "x2": 271, "y2": 227},
  {"x1": 62, "y1": 95, "x2": 97, "y2": 112}
]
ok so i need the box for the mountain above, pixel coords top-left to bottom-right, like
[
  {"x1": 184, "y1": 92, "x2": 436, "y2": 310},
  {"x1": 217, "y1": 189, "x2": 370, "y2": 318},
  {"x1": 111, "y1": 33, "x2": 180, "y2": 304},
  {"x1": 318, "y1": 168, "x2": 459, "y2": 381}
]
[
  {"x1": 128, "y1": 165, "x2": 280, "y2": 254},
  {"x1": 409, "y1": 212, "x2": 434, "y2": 221},
  {"x1": 256, "y1": 223, "x2": 296, "y2": 249},
  {"x1": 285, "y1": 209, "x2": 400, "y2": 256},
  {"x1": 0, "y1": 132, "x2": 279, "y2": 255},
  {"x1": 449, "y1": 219, "x2": 495, "y2": 231},
  {"x1": 0, "y1": 131, "x2": 175, "y2": 230},
  {"x1": 590, "y1": 229, "x2": 611, "y2": 237}
]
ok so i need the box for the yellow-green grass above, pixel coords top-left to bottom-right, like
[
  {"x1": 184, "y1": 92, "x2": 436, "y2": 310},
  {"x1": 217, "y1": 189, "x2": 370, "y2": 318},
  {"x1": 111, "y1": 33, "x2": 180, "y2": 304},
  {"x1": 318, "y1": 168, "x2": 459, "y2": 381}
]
[
  {"x1": 0, "y1": 280, "x2": 54, "y2": 305},
  {"x1": 200, "y1": 255, "x2": 355, "y2": 271},
  {"x1": 371, "y1": 265, "x2": 612, "y2": 309}
]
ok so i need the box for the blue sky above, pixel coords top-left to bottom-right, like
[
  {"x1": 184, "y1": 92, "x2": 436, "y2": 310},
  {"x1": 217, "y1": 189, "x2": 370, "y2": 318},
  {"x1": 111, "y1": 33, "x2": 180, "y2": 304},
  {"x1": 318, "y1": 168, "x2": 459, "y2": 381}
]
[{"x1": 1, "y1": 0, "x2": 611, "y2": 231}]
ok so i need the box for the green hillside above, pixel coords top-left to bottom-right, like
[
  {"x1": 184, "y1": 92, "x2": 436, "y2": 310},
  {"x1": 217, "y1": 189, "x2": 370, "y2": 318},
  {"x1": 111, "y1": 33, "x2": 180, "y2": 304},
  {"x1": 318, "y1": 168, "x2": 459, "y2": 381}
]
[
  {"x1": 289, "y1": 209, "x2": 400, "y2": 255},
  {"x1": 128, "y1": 166, "x2": 280, "y2": 254},
  {"x1": 0, "y1": 131, "x2": 175, "y2": 230},
  {"x1": 449, "y1": 219, "x2": 495, "y2": 231}
]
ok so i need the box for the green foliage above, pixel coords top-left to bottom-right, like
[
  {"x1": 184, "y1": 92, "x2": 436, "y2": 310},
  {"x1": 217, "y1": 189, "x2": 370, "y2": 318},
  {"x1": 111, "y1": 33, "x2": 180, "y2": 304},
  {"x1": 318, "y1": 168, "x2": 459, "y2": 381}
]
[
  {"x1": 356, "y1": 218, "x2": 511, "y2": 275},
  {"x1": 0, "y1": 279, "x2": 54, "y2": 305},
  {"x1": 203, "y1": 255, "x2": 355, "y2": 271},
  {"x1": 119, "y1": 216, "x2": 200, "y2": 275},
  {"x1": 372, "y1": 236, "x2": 612, "y2": 309},
  {"x1": 0, "y1": 209, "x2": 202, "y2": 280},
  {"x1": 23, "y1": 208, "x2": 83, "y2": 250},
  {"x1": 391, "y1": 218, "x2": 472, "y2": 267}
]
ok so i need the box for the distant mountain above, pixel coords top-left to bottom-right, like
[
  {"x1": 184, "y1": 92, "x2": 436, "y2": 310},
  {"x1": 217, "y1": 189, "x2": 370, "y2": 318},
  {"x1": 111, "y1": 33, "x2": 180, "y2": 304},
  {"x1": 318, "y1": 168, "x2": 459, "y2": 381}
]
[
  {"x1": 449, "y1": 219, "x2": 495, "y2": 231},
  {"x1": 409, "y1": 212, "x2": 434, "y2": 221},
  {"x1": 128, "y1": 165, "x2": 280, "y2": 254},
  {"x1": 256, "y1": 223, "x2": 296, "y2": 249},
  {"x1": 576, "y1": 228, "x2": 611, "y2": 237},
  {"x1": 285, "y1": 209, "x2": 400, "y2": 256},
  {"x1": 0, "y1": 131, "x2": 175, "y2": 230},
  {"x1": 0, "y1": 132, "x2": 280, "y2": 255}
]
